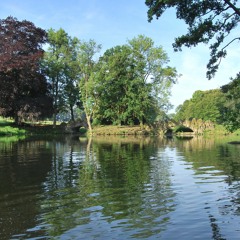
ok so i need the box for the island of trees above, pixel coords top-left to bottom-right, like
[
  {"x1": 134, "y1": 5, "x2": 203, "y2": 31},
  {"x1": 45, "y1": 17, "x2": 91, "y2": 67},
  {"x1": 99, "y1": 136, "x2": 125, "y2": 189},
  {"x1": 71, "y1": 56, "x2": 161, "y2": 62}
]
[
  {"x1": 0, "y1": 16, "x2": 177, "y2": 133},
  {"x1": 0, "y1": 6, "x2": 239, "y2": 136}
]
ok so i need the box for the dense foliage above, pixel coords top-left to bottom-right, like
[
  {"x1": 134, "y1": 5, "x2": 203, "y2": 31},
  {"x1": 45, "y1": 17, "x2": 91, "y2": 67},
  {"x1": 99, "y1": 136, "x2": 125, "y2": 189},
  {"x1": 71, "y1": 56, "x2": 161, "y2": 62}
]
[
  {"x1": 220, "y1": 73, "x2": 240, "y2": 131},
  {"x1": 42, "y1": 28, "x2": 80, "y2": 127},
  {"x1": 174, "y1": 89, "x2": 226, "y2": 122},
  {"x1": 76, "y1": 39, "x2": 102, "y2": 131},
  {"x1": 174, "y1": 73, "x2": 240, "y2": 132},
  {"x1": 146, "y1": 0, "x2": 240, "y2": 79},
  {"x1": 2, "y1": 15, "x2": 239, "y2": 132},
  {"x1": 0, "y1": 17, "x2": 52, "y2": 124},
  {"x1": 91, "y1": 35, "x2": 177, "y2": 126}
]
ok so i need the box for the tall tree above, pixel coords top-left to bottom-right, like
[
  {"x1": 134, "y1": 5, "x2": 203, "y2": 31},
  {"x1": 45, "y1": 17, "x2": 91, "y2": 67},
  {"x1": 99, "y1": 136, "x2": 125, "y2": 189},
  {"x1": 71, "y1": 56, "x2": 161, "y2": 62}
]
[
  {"x1": 146, "y1": 0, "x2": 240, "y2": 79},
  {"x1": 62, "y1": 37, "x2": 81, "y2": 122},
  {"x1": 93, "y1": 45, "x2": 140, "y2": 125},
  {"x1": 93, "y1": 35, "x2": 177, "y2": 126},
  {"x1": 0, "y1": 16, "x2": 52, "y2": 124},
  {"x1": 42, "y1": 28, "x2": 80, "y2": 126},
  {"x1": 77, "y1": 40, "x2": 101, "y2": 131},
  {"x1": 128, "y1": 35, "x2": 177, "y2": 119}
]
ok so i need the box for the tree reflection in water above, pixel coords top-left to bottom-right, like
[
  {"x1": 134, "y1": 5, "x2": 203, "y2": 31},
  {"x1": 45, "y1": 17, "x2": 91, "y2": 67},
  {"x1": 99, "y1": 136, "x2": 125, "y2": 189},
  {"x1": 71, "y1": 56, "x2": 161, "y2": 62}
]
[
  {"x1": 41, "y1": 136, "x2": 176, "y2": 238},
  {"x1": 209, "y1": 215, "x2": 226, "y2": 240},
  {"x1": 0, "y1": 135, "x2": 240, "y2": 239},
  {"x1": 0, "y1": 137, "x2": 53, "y2": 240}
]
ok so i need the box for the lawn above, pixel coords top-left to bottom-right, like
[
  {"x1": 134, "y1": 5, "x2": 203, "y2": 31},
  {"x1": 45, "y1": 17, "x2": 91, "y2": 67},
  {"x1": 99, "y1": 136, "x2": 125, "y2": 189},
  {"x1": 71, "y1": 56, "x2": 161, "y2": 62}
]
[{"x1": 0, "y1": 118, "x2": 26, "y2": 136}]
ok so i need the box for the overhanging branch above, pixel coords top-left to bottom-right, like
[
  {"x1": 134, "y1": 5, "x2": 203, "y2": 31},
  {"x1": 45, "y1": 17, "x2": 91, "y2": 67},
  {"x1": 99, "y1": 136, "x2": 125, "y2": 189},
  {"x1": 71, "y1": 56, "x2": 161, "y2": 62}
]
[
  {"x1": 224, "y1": 0, "x2": 240, "y2": 16},
  {"x1": 222, "y1": 37, "x2": 240, "y2": 51}
]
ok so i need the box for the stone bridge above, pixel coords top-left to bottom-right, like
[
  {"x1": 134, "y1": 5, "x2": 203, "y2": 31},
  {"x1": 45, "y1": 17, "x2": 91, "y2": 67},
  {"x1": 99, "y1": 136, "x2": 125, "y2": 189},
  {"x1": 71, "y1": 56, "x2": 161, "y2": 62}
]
[
  {"x1": 155, "y1": 119, "x2": 215, "y2": 135},
  {"x1": 181, "y1": 119, "x2": 215, "y2": 134},
  {"x1": 61, "y1": 119, "x2": 88, "y2": 133}
]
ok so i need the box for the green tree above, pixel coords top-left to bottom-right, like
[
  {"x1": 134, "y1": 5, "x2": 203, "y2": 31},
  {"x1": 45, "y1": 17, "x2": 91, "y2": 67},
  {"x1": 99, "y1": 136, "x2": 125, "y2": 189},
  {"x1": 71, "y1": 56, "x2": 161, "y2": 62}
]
[
  {"x1": 94, "y1": 45, "x2": 144, "y2": 125},
  {"x1": 221, "y1": 73, "x2": 240, "y2": 131},
  {"x1": 77, "y1": 39, "x2": 102, "y2": 131},
  {"x1": 146, "y1": 0, "x2": 240, "y2": 79},
  {"x1": 174, "y1": 101, "x2": 189, "y2": 122},
  {"x1": 128, "y1": 35, "x2": 177, "y2": 124},
  {"x1": 62, "y1": 37, "x2": 81, "y2": 122},
  {"x1": 174, "y1": 89, "x2": 226, "y2": 122},
  {"x1": 94, "y1": 35, "x2": 177, "y2": 126},
  {"x1": 0, "y1": 16, "x2": 52, "y2": 124},
  {"x1": 42, "y1": 28, "x2": 80, "y2": 126}
]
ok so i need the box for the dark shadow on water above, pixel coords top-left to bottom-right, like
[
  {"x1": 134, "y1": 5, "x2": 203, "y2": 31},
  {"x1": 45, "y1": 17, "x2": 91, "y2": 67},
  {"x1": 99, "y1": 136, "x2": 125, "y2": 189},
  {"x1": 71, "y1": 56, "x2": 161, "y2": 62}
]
[
  {"x1": 209, "y1": 215, "x2": 226, "y2": 240},
  {"x1": 0, "y1": 136, "x2": 61, "y2": 240}
]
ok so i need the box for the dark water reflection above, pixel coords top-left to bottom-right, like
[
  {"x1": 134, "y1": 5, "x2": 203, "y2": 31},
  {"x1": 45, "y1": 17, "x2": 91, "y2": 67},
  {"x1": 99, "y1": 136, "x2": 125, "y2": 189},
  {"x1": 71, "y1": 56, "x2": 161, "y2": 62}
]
[{"x1": 0, "y1": 135, "x2": 240, "y2": 239}]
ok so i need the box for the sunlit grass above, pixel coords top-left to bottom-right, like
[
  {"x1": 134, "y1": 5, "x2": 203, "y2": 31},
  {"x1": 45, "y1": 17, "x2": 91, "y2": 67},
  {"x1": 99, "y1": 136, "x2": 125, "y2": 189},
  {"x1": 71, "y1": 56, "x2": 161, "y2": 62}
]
[
  {"x1": 0, "y1": 117, "x2": 64, "y2": 136},
  {"x1": 24, "y1": 120, "x2": 62, "y2": 126},
  {"x1": 0, "y1": 117, "x2": 14, "y2": 126},
  {"x1": 92, "y1": 125, "x2": 151, "y2": 135},
  {"x1": 0, "y1": 126, "x2": 26, "y2": 136},
  {"x1": 0, "y1": 117, "x2": 26, "y2": 136}
]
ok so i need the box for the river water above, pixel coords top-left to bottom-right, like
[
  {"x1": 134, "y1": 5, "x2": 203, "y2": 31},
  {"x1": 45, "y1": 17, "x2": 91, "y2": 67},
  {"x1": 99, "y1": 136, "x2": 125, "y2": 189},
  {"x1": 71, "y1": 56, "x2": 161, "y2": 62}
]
[{"x1": 0, "y1": 135, "x2": 240, "y2": 239}]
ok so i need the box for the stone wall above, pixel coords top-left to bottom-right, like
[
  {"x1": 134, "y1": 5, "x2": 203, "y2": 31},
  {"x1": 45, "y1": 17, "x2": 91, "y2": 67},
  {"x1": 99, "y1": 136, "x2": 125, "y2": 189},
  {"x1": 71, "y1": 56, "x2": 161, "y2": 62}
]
[
  {"x1": 181, "y1": 119, "x2": 215, "y2": 134},
  {"x1": 155, "y1": 118, "x2": 215, "y2": 135}
]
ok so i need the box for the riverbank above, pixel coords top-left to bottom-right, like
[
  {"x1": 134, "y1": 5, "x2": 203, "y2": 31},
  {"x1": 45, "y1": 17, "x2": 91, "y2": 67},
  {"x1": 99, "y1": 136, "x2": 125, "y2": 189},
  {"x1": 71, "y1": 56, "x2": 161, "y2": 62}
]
[
  {"x1": 91, "y1": 125, "x2": 153, "y2": 136},
  {"x1": 0, "y1": 118, "x2": 26, "y2": 136},
  {"x1": 0, "y1": 118, "x2": 152, "y2": 136},
  {"x1": 0, "y1": 118, "x2": 63, "y2": 136},
  {"x1": 1, "y1": 117, "x2": 240, "y2": 138}
]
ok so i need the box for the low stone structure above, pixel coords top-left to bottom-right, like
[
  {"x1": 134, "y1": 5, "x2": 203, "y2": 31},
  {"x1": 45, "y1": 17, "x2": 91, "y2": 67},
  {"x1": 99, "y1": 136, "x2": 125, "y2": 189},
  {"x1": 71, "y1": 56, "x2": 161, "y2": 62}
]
[
  {"x1": 155, "y1": 118, "x2": 215, "y2": 135},
  {"x1": 181, "y1": 119, "x2": 215, "y2": 134},
  {"x1": 64, "y1": 119, "x2": 88, "y2": 133}
]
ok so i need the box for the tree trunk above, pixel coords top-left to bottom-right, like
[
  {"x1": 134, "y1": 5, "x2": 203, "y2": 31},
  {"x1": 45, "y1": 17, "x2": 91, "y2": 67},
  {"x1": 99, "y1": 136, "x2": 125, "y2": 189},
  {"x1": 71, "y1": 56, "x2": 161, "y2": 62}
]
[
  {"x1": 14, "y1": 114, "x2": 20, "y2": 125},
  {"x1": 53, "y1": 109, "x2": 57, "y2": 128},
  {"x1": 140, "y1": 119, "x2": 144, "y2": 129},
  {"x1": 70, "y1": 104, "x2": 75, "y2": 122},
  {"x1": 86, "y1": 113, "x2": 92, "y2": 132},
  {"x1": 53, "y1": 76, "x2": 59, "y2": 128}
]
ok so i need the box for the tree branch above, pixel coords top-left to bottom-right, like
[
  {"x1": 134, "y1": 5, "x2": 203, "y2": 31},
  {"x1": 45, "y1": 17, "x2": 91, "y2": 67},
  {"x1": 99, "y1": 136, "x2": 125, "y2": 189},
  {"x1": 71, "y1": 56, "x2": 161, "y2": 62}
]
[
  {"x1": 222, "y1": 36, "x2": 240, "y2": 51},
  {"x1": 224, "y1": 0, "x2": 240, "y2": 16}
]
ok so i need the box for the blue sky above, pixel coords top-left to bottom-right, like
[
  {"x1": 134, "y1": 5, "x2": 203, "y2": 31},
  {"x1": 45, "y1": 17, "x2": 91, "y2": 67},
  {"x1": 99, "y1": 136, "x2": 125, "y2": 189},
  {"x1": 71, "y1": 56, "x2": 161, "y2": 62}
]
[{"x1": 1, "y1": 0, "x2": 239, "y2": 112}]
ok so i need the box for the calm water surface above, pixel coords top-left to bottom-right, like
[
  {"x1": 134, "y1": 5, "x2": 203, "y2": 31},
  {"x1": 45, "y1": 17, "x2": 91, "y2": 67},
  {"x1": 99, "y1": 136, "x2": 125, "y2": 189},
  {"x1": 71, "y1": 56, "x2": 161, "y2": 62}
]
[{"x1": 0, "y1": 135, "x2": 240, "y2": 239}]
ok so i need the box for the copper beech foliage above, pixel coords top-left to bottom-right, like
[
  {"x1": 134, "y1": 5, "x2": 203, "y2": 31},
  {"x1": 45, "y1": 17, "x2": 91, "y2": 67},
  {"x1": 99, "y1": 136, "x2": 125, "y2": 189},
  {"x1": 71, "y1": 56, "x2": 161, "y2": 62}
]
[{"x1": 0, "y1": 16, "x2": 53, "y2": 123}]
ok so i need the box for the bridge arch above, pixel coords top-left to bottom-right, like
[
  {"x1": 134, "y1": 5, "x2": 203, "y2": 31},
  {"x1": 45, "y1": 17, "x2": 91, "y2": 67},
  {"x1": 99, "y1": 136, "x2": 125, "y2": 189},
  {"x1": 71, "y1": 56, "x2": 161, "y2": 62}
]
[
  {"x1": 174, "y1": 125, "x2": 194, "y2": 134},
  {"x1": 164, "y1": 125, "x2": 194, "y2": 136}
]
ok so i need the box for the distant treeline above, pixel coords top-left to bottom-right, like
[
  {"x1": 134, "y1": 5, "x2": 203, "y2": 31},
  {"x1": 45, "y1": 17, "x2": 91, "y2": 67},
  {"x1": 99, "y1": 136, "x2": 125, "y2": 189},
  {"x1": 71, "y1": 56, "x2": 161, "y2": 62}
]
[{"x1": 173, "y1": 77, "x2": 240, "y2": 132}]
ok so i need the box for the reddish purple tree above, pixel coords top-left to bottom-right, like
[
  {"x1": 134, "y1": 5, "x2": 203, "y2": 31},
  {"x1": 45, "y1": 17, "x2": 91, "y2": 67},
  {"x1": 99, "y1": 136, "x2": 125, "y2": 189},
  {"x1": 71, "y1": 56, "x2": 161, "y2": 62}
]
[{"x1": 0, "y1": 16, "x2": 53, "y2": 124}]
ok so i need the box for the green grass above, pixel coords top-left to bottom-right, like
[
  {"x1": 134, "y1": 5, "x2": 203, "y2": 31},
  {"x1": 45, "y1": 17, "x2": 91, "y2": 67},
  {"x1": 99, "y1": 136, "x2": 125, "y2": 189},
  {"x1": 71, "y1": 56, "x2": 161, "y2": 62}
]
[
  {"x1": 0, "y1": 117, "x2": 13, "y2": 126},
  {"x1": 0, "y1": 117, "x2": 26, "y2": 136},
  {"x1": 91, "y1": 125, "x2": 152, "y2": 135},
  {"x1": 0, "y1": 117, "x2": 65, "y2": 136},
  {"x1": 0, "y1": 125, "x2": 26, "y2": 136}
]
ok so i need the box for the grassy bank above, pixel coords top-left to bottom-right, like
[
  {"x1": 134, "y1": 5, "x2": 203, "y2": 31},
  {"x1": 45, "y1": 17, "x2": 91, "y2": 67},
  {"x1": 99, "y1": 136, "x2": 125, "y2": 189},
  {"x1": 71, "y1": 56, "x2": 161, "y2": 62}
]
[
  {"x1": 0, "y1": 118, "x2": 64, "y2": 136},
  {"x1": 0, "y1": 118, "x2": 26, "y2": 136},
  {"x1": 91, "y1": 125, "x2": 152, "y2": 135},
  {"x1": 0, "y1": 126, "x2": 26, "y2": 136},
  {"x1": 1, "y1": 116, "x2": 240, "y2": 138}
]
